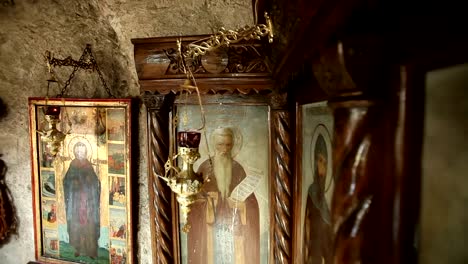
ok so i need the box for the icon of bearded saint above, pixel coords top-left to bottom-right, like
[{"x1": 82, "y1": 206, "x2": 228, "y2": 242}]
[
  {"x1": 303, "y1": 133, "x2": 333, "y2": 264},
  {"x1": 187, "y1": 127, "x2": 260, "y2": 264}
]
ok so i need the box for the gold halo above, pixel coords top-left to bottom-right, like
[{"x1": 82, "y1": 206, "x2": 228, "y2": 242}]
[
  {"x1": 67, "y1": 136, "x2": 93, "y2": 161},
  {"x1": 207, "y1": 126, "x2": 243, "y2": 158}
]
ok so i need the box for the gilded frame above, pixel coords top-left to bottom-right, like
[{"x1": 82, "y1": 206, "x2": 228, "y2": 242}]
[{"x1": 29, "y1": 98, "x2": 133, "y2": 264}]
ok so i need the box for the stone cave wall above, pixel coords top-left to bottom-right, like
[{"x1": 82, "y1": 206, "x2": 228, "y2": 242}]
[{"x1": 0, "y1": 1, "x2": 253, "y2": 263}]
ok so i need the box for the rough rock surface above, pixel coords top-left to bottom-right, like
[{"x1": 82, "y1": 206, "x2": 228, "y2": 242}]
[{"x1": 0, "y1": 1, "x2": 252, "y2": 263}]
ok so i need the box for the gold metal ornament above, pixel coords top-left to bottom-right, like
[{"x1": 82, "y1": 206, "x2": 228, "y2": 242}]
[
  {"x1": 37, "y1": 106, "x2": 69, "y2": 157},
  {"x1": 162, "y1": 147, "x2": 203, "y2": 232},
  {"x1": 160, "y1": 132, "x2": 203, "y2": 232},
  {"x1": 182, "y1": 12, "x2": 274, "y2": 59}
]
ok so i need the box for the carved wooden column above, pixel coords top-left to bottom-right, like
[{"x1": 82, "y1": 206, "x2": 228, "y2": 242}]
[
  {"x1": 142, "y1": 93, "x2": 174, "y2": 264},
  {"x1": 313, "y1": 38, "x2": 423, "y2": 264},
  {"x1": 389, "y1": 65, "x2": 425, "y2": 264},
  {"x1": 269, "y1": 92, "x2": 293, "y2": 264},
  {"x1": 329, "y1": 98, "x2": 388, "y2": 263}
]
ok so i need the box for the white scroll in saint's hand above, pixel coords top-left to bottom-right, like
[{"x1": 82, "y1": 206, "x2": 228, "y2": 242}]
[{"x1": 230, "y1": 166, "x2": 263, "y2": 202}]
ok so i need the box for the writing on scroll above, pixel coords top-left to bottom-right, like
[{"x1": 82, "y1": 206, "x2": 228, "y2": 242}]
[{"x1": 230, "y1": 166, "x2": 263, "y2": 202}]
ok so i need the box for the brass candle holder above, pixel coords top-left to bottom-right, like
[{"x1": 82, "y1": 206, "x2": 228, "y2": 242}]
[
  {"x1": 37, "y1": 106, "x2": 68, "y2": 157},
  {"x1": 161, "y1": 131, "x2": 203, "y2": 232}
]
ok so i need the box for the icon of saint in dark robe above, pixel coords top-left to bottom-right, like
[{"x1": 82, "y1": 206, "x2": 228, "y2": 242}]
[
  {"x1": 63, "y1": 142, "x2": 101, "y2": 259},
  {"x1": 303, "y1": 134, "x2": 333, "y2": 264}
]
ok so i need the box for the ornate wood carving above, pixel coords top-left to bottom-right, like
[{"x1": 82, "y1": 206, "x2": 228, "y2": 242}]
[
  {"x1": 312, "y1": 42, "x2": 357, "y2": 97},
  {"x1": 304, "y1": 39, "x2": 398, "y2": 264},
  {"x1": 164, "y1": 45, "x2": 270, "y2": 75},
  {"x1": 312, "y1": 38, "x2": 424, "y2": 264},
  {"x1": 328, "y1": 90, "x2": 421, "y2": 264},
  {"x1": 311, "y1": 37, "x2": 387, "y2": 98},
  {"x1": 143, "y1": 93, "x2": 175, "y2": 264},
  {"x1": 133, "y1": 35, "x2": 274, "y2": 93},
  {"x1": 270, "y1": 93, "x2": 293, "y2": 264},
  {"x1": 132, "y1": 36, "x2": 271, "y2": 80},
  {"x1": 329, "y1": 100, "x2": 377, "y2": 264},
  {"x1": 312, "y1": 45, "x2": 383, "y2": 262},
  {"x1": 139, "y1": 78, "x2": 275, "y2": 96}
]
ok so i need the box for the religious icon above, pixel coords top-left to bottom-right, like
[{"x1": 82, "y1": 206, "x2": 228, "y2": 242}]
[
  {"x1": 178, "y1": 104, "x2": 269, "y2": 264},
  {"x1": 109, "y1": 176, "x2": 126, "y2": 206},
  {"x1": 43, "y1": 229, "x2": 59, "y2": 257},
  {"x1": 303, "y1": 125, "x2": 333, "y2": 264},
  {"x1": 109, "y1": 208, "x2": 127, "y2": 239},
  {"x1": 63, "y1": 141, "x2": 101, "y2": 259},
  {"x1": 42, "y1": 200, "x2": 58, "y2": 228},
  {"x1": 107, "y1": 109, "x2": 125, "y2": 141},
  {"x1": 110, "y1": 239, "x2": 127, "y2": 264},
  {"x1": 298, "y1": 102, "x2": 334, "y2": 264},
  {"x1": 108, "y1": 143, "x2": 125, "y2": 175},
  {"x1": 29, "y1": 98, "x2": 133, "y2": 264},
  {"x1": 41, "y1": 170, "x2": 56, "y2": 198},
  {"x1": 188, "y1": 127, "x2": 261, "y2": 264}
]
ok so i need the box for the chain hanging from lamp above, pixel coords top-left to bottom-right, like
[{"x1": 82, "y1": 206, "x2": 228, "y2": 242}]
[
  {"x1": 159, "y1": 12, "x2": 274, "y2": 232},
  {"x1": 38, "y1": 44, "x2": 113, "y2": 157}
]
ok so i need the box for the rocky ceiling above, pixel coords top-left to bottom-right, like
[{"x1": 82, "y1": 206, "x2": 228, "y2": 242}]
[
  {"x1": 101, "y1": 0, "x2": 255, "y2": 91},
  {"x1": 1, "y1": 0, "x2": 255, "y2": 97}
]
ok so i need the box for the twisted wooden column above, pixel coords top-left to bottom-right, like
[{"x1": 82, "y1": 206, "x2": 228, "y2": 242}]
[
  {"x1": 329, "y1": 99, "x2": 381, "y2": 263},
  {"x1": 269, "y1": 93, "x2": 293, "y2": 264},
  {"x1": 143, "y1": 93, "x2": 174, "y2": 264},
  {"x1": 325, "y1": 69, "x2": 424, "y2": 264},
  {"x1": 312, "y1": 38, "x2": 423, "y2": 264}
]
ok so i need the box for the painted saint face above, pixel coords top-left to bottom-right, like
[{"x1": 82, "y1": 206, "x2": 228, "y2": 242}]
[
  {"x1": 215, "y1": 135, "x2": 233, "y2": 157},
  {"x1": 74, "y1": 145, "x2": 87, "y2": 160},
  {"x1": 317, "y1": 153, "x2": 327, "y2": 181}
]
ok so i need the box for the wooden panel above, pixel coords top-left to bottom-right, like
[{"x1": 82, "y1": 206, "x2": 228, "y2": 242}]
[
  {"x1": 330, "y1": 99, "x2": 385, "y2": 264},
  {"x1": 142, "y1": 94, "x2": 175, "y2": 264},
  {"x1": 132, "y1": 35, "x2": 271, "y2": 82},
  {"x1": 390, "y1": 65, "x2": 425, "y2": 263},
  {"x1": 139, "y1": 78, "x2": 274, "y2": 95},
  {"x1": 309, "y1": 38, "x2": 426, "y2": 264}
]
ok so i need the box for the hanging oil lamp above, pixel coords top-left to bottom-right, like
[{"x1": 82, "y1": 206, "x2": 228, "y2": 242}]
[
  {"x1": 160, "y1": 13, "x2": 274, "y2": 231},
  {"x1": 37, "y1": 105, "x2": 67, "y2": 157},
  {"x1": 36, "y1": 52, "x2": 69, "y2": 157},
  {"x1": 161, "y1": 130, "x2": 203, "y2": 232}
]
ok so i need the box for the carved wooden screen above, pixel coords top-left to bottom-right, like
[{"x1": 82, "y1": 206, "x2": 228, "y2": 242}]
[
  {"x1": 300, "y1": 39, "x2": 425, "y2": 264},
  {"x1": 133, "y1": 36, "x2": 294, "y2": 264}
]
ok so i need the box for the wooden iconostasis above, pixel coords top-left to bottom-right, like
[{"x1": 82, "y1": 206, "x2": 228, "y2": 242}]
[{"x1": 132, "y1": 1, "x2": 468, "y2": 263}]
